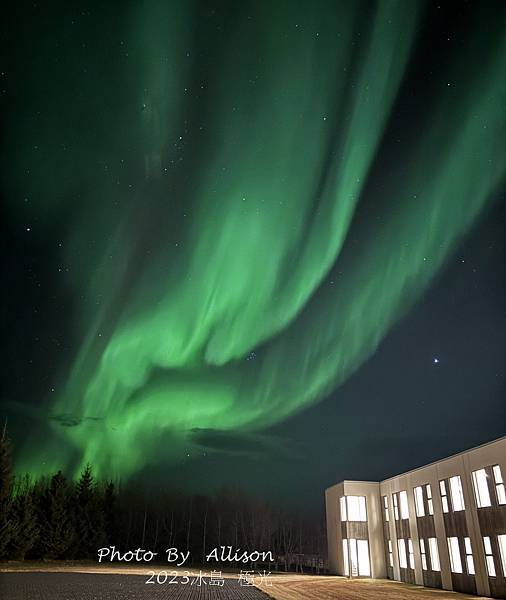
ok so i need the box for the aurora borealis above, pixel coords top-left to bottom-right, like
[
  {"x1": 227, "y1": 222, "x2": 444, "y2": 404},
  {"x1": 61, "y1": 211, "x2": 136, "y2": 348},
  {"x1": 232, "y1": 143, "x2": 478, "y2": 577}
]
[{"x1": 1, "y1": 0, "x2": 505, "y2": 501}]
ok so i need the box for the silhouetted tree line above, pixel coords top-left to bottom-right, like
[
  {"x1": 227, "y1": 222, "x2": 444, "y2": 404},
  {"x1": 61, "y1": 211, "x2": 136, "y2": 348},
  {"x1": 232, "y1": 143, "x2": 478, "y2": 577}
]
[{"x1": 0, "y1": 427, "x2": 327, "y2": 570}]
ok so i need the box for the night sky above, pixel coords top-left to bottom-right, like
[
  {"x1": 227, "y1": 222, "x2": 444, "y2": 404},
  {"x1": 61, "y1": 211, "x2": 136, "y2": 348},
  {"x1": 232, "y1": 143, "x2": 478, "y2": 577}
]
[{"x1": 1, "y1": 0, "x2": 505, "y2": 513}]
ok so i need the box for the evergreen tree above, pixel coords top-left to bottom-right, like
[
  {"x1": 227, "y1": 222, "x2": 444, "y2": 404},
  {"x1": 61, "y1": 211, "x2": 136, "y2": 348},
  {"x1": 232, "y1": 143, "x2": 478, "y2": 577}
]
[
  {"x1": 29, "y1": 477, "x2": 50, "y2": 559},
  {"x1": 9, "y1": 476, "x2": 38, "y2": 559},
  {"x1": 74, "y1": 464, "x2": 106, "y2": 557},
  {"x1": 40, "y1": 471, "x2": 75, "y2": 558},
  {"x1": 0, "y1": 422, "x2": 15, "y2": 558},
  {"x1": 103, "y1": 481, "x2": 119, "y2": 545}
]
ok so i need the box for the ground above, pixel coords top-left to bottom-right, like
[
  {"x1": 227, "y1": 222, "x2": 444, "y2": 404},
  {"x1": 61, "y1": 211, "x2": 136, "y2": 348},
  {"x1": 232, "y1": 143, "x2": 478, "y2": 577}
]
[
  {"x1": 0, "y1": 571, "x2": 268, "y2": 600},
  {"x1": 260, "y1": 574, "x2": 491, "y2": 600},
  {"x1": 0, "y1": 565, "x2": 493, "y2": 599}
]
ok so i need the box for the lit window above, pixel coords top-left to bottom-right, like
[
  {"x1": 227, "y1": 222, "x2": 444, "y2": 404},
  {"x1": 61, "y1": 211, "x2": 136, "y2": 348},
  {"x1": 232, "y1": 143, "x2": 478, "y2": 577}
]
[
  {"x1": 498, "y1": 535, "x2": 506, "y2": 577},
  {"x1": 340, "y1": 496, "x2": 347, "y2": 521},
  {"x1": 393, "y1": 493, "x2": 399, "y2": 521},
  {"x1": 343, "y1": 539, "x2": 349, "y2": 576},
  {"x1": 448, "y1": 537, "x2": 463, "y2": 573},
  {"x1": 420, "y1": 539, "x2": 428, "y2": 570},
  {"x1": 484, "y1": 537, "x2": 496, "y2": 577},
  {"x1": 449, "y1": 476, "x2": 465, "y2": 511},
  {"x1": 357, "y1": 540, "x2": 371, "y2": 576},
  {"x1": 414, "y1": 486, "x2": 425, "y2": 517},
  {"x1": 383, "y1": 495, "x2": 389, "y2": 522},
  {"x1": 348, "y1": 496, "x2": 367, "y2": 521},
  {"x1": 428, "y1": 538, "x2": 441, "y2": 571},
  {"x1": 440, "y1": 480, "x2": 449, "y2": 513},
  {"x1": 426, "y1": 484, "x2": 434, "y2": 515},
  {"x1": 493, "y1": 465, "x2": 506, "y2": 505},
  {"x1": 388, "y1": 540, "x2": 393, "y2": 567},
  {"x1": 408, "y1": 539, "x2": 415, "y2": 569},
  {"x1": 343, "y1": 538, "x2": 370, "y2": 577},
  {"x1": 399, "y1": 491, "x2": 409, "y2": 519},
  {"x1": 341, "y1": 496, "x2": 367, "y2": 522},
  {"x1": 398, "y1": 539, "x2": 407, "y2": 569},
  {"x1": 472, "y1": 469, "x2": 491, "y2": 508},
  {"x1": 464, "y1": 537, "x2": 475, "y2": 575}
]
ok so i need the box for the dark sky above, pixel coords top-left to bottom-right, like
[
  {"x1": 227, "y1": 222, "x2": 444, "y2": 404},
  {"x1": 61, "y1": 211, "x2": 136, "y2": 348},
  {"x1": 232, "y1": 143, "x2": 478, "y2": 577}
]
[{"x1": 1, "y1": 0, "x2": 505, "y2": 514}]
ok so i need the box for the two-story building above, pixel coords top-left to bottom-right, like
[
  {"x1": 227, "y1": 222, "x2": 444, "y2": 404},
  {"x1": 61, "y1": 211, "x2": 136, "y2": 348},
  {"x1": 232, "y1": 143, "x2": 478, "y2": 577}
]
[{"x1": 325, "y1": 437, "x2": 506, "y2": 598}]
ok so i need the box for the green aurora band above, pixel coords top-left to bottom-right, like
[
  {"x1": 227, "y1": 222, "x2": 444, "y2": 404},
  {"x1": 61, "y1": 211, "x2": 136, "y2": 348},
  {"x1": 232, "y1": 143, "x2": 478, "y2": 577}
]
[{"x1": 5, "y1": 0, "x2": 505, "y2": 478}]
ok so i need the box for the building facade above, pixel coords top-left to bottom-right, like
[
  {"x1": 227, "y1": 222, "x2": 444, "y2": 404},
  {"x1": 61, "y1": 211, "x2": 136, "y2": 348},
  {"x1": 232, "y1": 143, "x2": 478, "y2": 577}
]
[{"x1": 325, "y1": 437, "x2": 506, "y2": 598}]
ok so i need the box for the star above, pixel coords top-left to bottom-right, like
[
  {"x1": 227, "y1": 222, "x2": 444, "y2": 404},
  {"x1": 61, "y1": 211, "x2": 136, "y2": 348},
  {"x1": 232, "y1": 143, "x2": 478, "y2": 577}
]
[{"x1": 433, "y1": 358, "x2": 440, "y2": 364}]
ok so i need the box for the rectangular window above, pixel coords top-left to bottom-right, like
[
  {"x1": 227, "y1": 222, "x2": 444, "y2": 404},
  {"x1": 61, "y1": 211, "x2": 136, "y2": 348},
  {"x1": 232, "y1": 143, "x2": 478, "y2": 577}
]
[
  {"x1": 388, "y1": 540, "x2": 393, "y2": 567},
  {"x1": 357, "y1": 539, "x2": 371, "y2": 577},
  {"x1": 420, "y1": 539, "x2": 428, "y2": 570},
  {"x1": 399, "y1": 490, "x2": 409, "y2": 519},
  {"x1": 347, "y1": 496, "x2": 367, "y2": 521},
  {"x1": 393, "y1": 493, "x2": 399, "y2": 521},
  {"x1": 426, "y1": 484, "x2": 434, "y2": 515},
  {"x1": 440, "y1": 480, "x2": 449, "y2": 513},
  {"x1": 484, "y1": 536, "x2": 496, "y2": 577},
  {"x1": 340, "y1": 496, "x2": 367, "y2": 522},
  {"x1": 498, "y1": 535, "x2": 506, "y2": 577},
  {"x1": 493, "y1": 465, "x2": 506, "y2": 505},
  {"x1": 383, "y1": 495, "x2": 389, "y2": 522},
  {"x1": 357, "y1": 496, "x2": 367, "y2": 522},
  {"x1": 428, "y1": 537, "x2": 441, "y2": 571},
  {"x1": 464, "y1": 537, "x2": 475, "y2": 575},
  {"x1": 398, "y1": 539, "x2": 407, "y2": 569},
  {"x1": 414, "y1": 486, "x2": 425, "y2": 517},
  {"x1": 340, "y1": 496, "x2": 347, "y2": 521},
  {"x1": 449, "y1": 476, "x2": 465, "y2": 511},
  {"x1": 472, "y1": 468, "x2": 492, "y2": 508},
  {"x1": 448, "y1": 537, "x2": 463, "y2": 574},
  {"x1": 408, "y1": 539, "x2": 415, "y2": 569},
  {"x1": 343, "y1": 539, "x2": 370, "y2": 577}
]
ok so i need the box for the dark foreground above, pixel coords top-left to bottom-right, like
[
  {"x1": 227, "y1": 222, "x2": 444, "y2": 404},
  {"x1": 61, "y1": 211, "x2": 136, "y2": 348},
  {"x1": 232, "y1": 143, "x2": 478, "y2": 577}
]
[{"x1": 0, "y1": 572, "x2": 270, "y2": 600}]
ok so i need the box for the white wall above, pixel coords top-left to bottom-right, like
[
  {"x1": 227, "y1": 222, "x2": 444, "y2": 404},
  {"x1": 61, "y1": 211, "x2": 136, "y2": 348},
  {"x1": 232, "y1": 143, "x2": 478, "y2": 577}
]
[
  {"x1": 326, "y1": 436, "x2": 506, "y2": 595},
  {"x1": 325, "y1": 482, "x2": 344, "y2": 575},
  {"x1": 379, "y1": 436, "x2": 506, "y2": 597},
  {"x1": 343, "y1": 481, "x2": 387, "y2": 579},
  {"x1": 325, "y1": 481, "x2": 386, "y2": 578}
]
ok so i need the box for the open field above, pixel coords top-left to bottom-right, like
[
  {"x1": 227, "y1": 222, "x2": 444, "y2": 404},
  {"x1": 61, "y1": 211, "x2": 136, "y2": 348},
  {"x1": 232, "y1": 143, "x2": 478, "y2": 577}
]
[{"x1": 260, "y1": 574, "x2": 492, "y2": 600}]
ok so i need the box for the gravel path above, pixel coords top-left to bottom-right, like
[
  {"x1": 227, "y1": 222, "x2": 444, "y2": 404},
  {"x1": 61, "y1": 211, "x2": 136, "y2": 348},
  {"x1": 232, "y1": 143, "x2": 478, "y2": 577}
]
[{"x1": 0, "y1": 572, "x2": 271, "y2": 600}]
